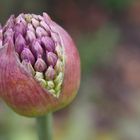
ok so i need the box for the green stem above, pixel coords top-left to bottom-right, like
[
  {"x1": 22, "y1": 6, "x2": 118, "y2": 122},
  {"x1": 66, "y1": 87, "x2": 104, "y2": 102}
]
[{"x1": 36, "y1": 113, "x2": 53, "y2": 140}]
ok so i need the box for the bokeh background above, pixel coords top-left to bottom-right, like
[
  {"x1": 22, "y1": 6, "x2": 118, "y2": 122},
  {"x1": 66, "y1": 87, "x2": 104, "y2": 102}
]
[{"x1": 1, "y1": 0, "x2": 140, "y2": 140}]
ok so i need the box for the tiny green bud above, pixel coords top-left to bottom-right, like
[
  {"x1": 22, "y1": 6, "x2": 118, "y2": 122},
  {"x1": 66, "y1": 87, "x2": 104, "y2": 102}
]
[
  {"x1": 54, "y1": 72, "x2": 63, "y2": 85},
  {"x1": 55, "y1": 59, "x2": 63, "y2": 73},
  {"x1": 48, "y1": 89, "x2": 56, "y2": 95},
  {"x1": 47, "y1": 80, "x2": 55, "y2": 89},
  {"x1": 55, "y1": 90, "x2": 61, "y2": 98},
  {"x1": 34, "y1": 72, "x2": 44, "y2": 80},
  {"x1": 37, "y1": 78, "x2": 47, "y2": 88},
  {"x1": 55, "y1": 82, "x2": 61, "y2": 92}
]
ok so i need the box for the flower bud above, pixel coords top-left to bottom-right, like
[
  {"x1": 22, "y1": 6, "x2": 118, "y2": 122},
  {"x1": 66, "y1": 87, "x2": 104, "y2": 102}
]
[
  {"x1": 14, "y1": 22, "x2": 26, "y2": 35},
  {"x1": 40, "y1": 21, "x2": 50, "y2": 32},
  {"x1": 31, "y1": 18, "x2": 39, "y2": 28},
  {"x1": 27, "y1": 23, "x2": 35, "y2": 32},
  {"x1": 47, "y1": 52, "x2": 57, "y2": 66},
  {"x1": 45, "y1": 66, "x2": 56, "y2": 80},
  {"x1": 55, "y1": 59, "x2": 63, "y2": 73},
  {"x1": 15, "y1": 34, "x2": 26, "y2": 54},
  {"x1": 36, "y1": 26, "x2": 48, "y2": 37},
  {"x1": 26, "y1": 30, "x2": 36, "y2": 42},
  {"x1": 47, "y1": 80, "x2": 55, "y2": 89},
  {"x1": 0, "y1": 13, "x2": 80, "y2": 117},
  {"x1": 21, "y1": 48, "x2": 35, "y2": 64},
  {"x1": 31, "y1": 40, "x2": 43, "y2": 57},
  {"x1": 16, "y1": 14, "x2": 26, "y2": 25},
  {"x1": 34, "y1": 58, "x2": 47, "y2": 72},
  {"x1": 41, "y1": 36, "x2": 55, "y2": 52},
  {"x1": 55, "y1": 45, "x2": 63, "y2": 60},
  {"x1": 35, "y1": 71, "x2": 44, "y2": 80}
]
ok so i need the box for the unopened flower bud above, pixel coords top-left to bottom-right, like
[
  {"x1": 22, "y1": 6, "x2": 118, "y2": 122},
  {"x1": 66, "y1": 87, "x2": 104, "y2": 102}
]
[
  {"x1": 27, "y1": 23, "x2": 35, "y2": 32},
  {"x1": 47, "y1": 52, "x2": 57, "y2": 66},
  {"x1": 34, "y1": 71, "x2": 44, "y2": 80},
  {"x1": 43, "y1": 12, "x2": 51, "y2": 23},
  {"x1": 31, "y1": 18, "x2": 39, "y2": 28},
  {"x1": 31, "y1": 40, "x2": 43, "y2": 57},
  {"x1": 36, "y1": 26, "x2": 48, "y2": 37},
  {"x1": 0, "y1": 13, "x2": 80, "y2": 117},
  {"x1": 41, "y1": 36, "x2": 55, "y2": 52},
  {"x1": 55, "y1": 59, "x2": 63, "y2": 72},
  {"x1": 40, "y1": 21, "x2": 50, "y2": 32},
  {"x1": 15, "y1": 34, "x2": 26, "y2": 54},
  {"x1": 45, "y1": 66, "x2": 56, "y2": 80},
  {"x1": 48, "y1": 89, "x2": 56, "y2": 95},
  {"x1": 14, "y1": 22, "x2": 26, "y2": 35},
  {"x1": 47, "y1": 80, "x2": 55, "y2": 89},
  {"x1": 51, "y1": 32, "x2": 60, "y2": 42},
  {"x1": 16, "y1": 14, "x2": 26, "y2": 25},
  {"x1": 36, "y1": 78, "x2": 47, "y2": 88},
  {"x1": 54, "y1": 72, "x2": 63, "y2": 85},
  {"x1": 34, "y1": 58, "x2": 47, "y2": 72},
  {"x1": 26, "y1": 30, "x2": 36, "y2": 42},
  {"x1": 55, "y1": 82, "x2": 62, "y2": 93},
  {"x1": 55, "y1": 45, "x2": 63, "y2": 60},
  {"x1": 21, "y1": 48, "x2": 35, "y2": 64},
  {"x1": 38, "y1": 15, "x2": 44, "y2": 21},
  {"x1": 24, "y1": 14, "x2": 32, "y2": 22}
]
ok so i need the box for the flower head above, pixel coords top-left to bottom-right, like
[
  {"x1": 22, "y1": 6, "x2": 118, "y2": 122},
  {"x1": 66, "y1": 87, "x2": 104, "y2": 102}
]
[{"x1": 0, "y1": 13, "x2": 80, "y2": 117}]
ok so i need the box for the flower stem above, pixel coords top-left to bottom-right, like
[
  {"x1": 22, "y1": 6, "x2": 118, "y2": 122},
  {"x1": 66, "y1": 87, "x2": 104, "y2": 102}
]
[{"x1": 36, "y1": 113, "x2": 53, "y2": 140}]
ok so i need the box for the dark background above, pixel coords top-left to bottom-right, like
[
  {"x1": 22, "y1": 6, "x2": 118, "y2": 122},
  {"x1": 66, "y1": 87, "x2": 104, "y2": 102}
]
[{"x1": 1, "y1": 0, "x2": 140, "y2": 140}]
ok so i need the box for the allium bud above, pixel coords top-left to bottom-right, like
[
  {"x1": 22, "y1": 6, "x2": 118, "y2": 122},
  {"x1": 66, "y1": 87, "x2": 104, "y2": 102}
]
[
  {"x1": 26, "y1": 30, "x2": 36, "y2": 42},
  {"x1": 34, "y1": 57, "x2": 47, "y2": 72},
  {"x1": 31, "y1": 40, "x2": 43, "y2": 57},
  {"x1": 41, "y1": 36, "x2": 55, "y2": 52},
  {"x1": 47, "y1": 52, "x2": 57, "y2": 66},
  {"x1": 45, "y1": 66, "x2": 56, "y2": 80},
  {"x1": 0, "y1": 13, "x2": 80, "y2": 117},
  {"x1": 14, "y1": 22, "x2": 26, "y2": 35},
  {"x1": 21, "y1": 48, "x2": 35, "y2": 64},
  {"x1": 15, "y1": 34, "x2": 26, "y2": 54}
]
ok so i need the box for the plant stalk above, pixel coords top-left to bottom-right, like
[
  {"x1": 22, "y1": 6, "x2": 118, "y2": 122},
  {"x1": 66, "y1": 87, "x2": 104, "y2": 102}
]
[{"x1": 36, "y1": 113, "x2": 53, "y2": 140}]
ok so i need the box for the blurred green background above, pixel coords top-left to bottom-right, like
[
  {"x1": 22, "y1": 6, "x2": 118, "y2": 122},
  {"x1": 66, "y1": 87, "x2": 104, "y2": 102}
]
[{"x1": 1, "y1": 0, "x2": 140, "y2": 140}]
